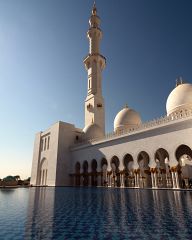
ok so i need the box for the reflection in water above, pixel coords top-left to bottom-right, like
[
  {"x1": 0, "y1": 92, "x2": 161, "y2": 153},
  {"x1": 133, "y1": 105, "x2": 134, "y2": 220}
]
[
  {"x1": 24, "y1": 188, "x2": 55, "y2": 239},
  {"x1": 24, "y1": 187, "x2": 192, "y2": 239}
]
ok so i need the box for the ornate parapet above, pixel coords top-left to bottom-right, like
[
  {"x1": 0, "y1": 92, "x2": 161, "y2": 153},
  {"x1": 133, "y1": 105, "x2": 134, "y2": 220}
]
[{"x1": 72, "y1": 109, "x2": 192, "y2": 148}]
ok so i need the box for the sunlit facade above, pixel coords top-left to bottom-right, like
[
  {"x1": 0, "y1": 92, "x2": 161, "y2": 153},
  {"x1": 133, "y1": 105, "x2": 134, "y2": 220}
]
[{"x1": 31, "y1": 3, "x2": 192, "y2": 189}]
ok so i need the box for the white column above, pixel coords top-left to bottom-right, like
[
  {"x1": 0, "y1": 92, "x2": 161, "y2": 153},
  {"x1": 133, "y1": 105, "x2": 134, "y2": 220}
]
[
  {"x1": 110, "y1": 175, "x2": 112, "y2": 187},
  {"x1": 134, "y1": 173, "x2": 137, "y2": 187},
  {"x1": 151, "y1": 172, "x2": 155, "y2": 188},
  {"x1": 119, "y1": 174, "x2": 122, "y2": 187},
  {"x1": 108, "y1": 173, "x2": 111, "y2": 187},
  {"x1": 112, "y1": 175, "x2": 115, "y2": 187},
  {"x1": 137, "y1": 174, "x2": 140, "y2": 188},
  {"x1": 105, "y1": 171, "x2": 108, "y2": 186},
  {"x1": 121, "y1": 173, "x2": 125, "y2": 188},
  {"x1": 134, "y1": 172, "x2": 139, "y2": 188},
  {"x1": 111, "y1": 175, "x2": 113, "y2": 187},
  {"x1": 171, "y1": 171, "x2": 176, "y2": 189},
  {"x1": 154, "y1": 172, "x2": 158, "y2": 188},
  {"x1": 175, "y1": 171, "x2": 180, "y2": 189}
]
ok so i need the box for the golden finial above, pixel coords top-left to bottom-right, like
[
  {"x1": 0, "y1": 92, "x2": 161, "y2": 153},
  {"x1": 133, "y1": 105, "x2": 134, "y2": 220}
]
[
  {"x1": 179, "y1": 76, "x2": 183, "y2": 84},
  {"x1": 92, "y1": 1, "x2": 97, "y2": 16},
  {"x1": 125, "y1": 103, "x2": 128, "y2": 108},
  {"x1": 176, "y1": 76, "x2": 184, "y2": 87}
]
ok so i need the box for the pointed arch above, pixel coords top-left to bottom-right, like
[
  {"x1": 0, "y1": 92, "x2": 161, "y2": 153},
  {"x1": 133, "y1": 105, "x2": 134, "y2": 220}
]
[
  {"x1": 137, "y1": 151, "x2": 151, "y2": 188},
  {"x1": 82, "y1": 161, "x2": 89, "y2": 186},
  {"x1": 110, "y1": 156, "x2": 120, "y2": 187},
  {"x1": 154, "y1": 148, "x2": 170, "y2": 188},
  {"x1": 91, "y1": 159, "x2": 98, "y2": 186},
  {"x1": 123, "y1": 154, "x2": 134, "y2": 187}
]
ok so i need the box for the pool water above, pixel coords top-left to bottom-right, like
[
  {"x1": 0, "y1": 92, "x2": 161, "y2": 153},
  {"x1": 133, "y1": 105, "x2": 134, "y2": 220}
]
[{"x1": 0, "y1": 187, "x2": 192, "y2": 239}]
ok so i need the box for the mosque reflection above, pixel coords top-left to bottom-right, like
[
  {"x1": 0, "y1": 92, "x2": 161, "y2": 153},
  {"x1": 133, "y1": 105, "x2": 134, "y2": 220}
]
[
  {"x1": 24, "y1": 188, "x2": 55, "y2": 239},
  {"x1": 24, "y1": 187, "x2": 192, "y2": 239}
]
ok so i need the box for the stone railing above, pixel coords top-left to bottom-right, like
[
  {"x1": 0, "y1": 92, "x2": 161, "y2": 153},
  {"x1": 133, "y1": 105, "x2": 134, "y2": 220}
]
[{"x1": 72, "y1": 109, "x2": 192, "y2": 148}]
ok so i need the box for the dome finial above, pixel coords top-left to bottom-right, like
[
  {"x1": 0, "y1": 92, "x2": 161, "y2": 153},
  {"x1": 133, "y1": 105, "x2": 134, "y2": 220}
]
[
  {"x1": 92, "y1": 1, "x2": 97, "y2": 16},
  {"x1": 125, "y1": 103, "x2": 128, "y2": 108},
  {"x1": 176, "y1": 76, "x2": 184, "y2": 87}
]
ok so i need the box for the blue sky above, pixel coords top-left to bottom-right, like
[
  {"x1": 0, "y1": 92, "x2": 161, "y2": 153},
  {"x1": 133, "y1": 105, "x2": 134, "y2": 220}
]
[{"x1": 0, "y1": 0, "x2": 192, "y2": 179}]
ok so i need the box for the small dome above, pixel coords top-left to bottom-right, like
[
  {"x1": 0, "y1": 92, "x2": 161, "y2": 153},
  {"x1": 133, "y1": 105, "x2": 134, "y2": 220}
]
[
  {"x1": 166, "y1": 83, "x2": 192, "y2": 116},
  {"x1": 83, "y1": 123, "x2": 104, "y2": 140},
  {"x1": 114, "y1": 106, "x2": 141, "y2": 132}
]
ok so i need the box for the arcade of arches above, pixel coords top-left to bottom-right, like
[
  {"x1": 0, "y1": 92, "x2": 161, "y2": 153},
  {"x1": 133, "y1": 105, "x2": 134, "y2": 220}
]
[{"x1": 72, "y1": 145, "x2": 192, "y2": 189}]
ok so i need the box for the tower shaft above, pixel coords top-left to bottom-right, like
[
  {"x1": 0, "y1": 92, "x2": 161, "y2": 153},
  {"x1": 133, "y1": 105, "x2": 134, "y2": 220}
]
[{"x1": 84, "y1": 3, "x2": 106, "y2": 133}]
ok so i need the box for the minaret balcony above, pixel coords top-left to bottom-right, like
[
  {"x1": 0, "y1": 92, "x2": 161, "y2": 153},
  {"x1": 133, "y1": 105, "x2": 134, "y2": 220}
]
[
  {"x1": 97, "y1": 103, "x2": 102, "y2": 108},
  {"x1": 84, "y1": 53, "x2": 106, "y2": 70},
  {"x1": 87, "y1": 27, "x2": 102, "y2": 39}
]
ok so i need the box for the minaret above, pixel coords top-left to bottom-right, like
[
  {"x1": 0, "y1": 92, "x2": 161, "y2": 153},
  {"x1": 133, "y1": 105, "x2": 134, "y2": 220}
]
[{"x1": 83, "y1": 2, "x2": 106, "y2": 134}]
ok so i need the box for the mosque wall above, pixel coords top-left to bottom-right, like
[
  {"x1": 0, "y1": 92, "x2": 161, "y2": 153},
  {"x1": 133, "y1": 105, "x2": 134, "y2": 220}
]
[
  {"x1": 31, "y1": 123, "x2": 60, "y2": 186},
  {"x1": 55, "y1": 122, "x2": 76, "y2": 186},
  {"x1": 70, "y1": 118, "x2": 192, "y2": 172},
  {"x1": 31, "y1": 121, "x2": 77, "y2": 186}
]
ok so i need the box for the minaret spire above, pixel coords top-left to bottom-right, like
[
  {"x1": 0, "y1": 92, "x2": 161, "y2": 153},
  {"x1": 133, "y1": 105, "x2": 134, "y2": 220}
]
[
  {"x1": 92, "y1": 1, "x2": 97, "y2": 16},
  {"x1": 83, "y1": 3, "x2": 106, "y2": 134}
]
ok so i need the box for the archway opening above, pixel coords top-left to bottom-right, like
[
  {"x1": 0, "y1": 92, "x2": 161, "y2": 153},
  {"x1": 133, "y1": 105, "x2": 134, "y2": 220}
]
[
  {"x1": 123, "y1": 154, "x2": 134, "y2": 187},
  {"x1": 101, "y1": 158, "x2": 108, "y2": 186},
  {"x1": 83, "y1": 161, "x2": 89, "y2": 186},
  {"x1": 175, "y1": 144, "x2": 192, "y2": 188},
  {"x1": 91, "y1": 159, "x2": 98, "y2": 186},
  {"x1": 137, "y1": 151, "x2": 151, "y2": 188},
  {"x1": 111, "y1": 156, "x2": 120, "y2": 187},
  {"x1": 155, "y1": 148, "x2": 170, "y2": 188}
]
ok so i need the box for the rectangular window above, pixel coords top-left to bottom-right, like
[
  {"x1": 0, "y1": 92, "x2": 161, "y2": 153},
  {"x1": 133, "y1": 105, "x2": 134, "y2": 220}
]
[
  {"x1": 47, "y1": 136, "x2": 50, "y2": 150},
  {"x1": 41, "y1": 139, "x2": 44, "y2": 152},
  {"x1": 44, "y1": 138, "x2": 47, "y2": 151}
]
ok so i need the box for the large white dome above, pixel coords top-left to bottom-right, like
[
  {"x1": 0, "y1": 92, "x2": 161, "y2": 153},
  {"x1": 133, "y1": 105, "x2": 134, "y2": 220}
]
[
  {"x1": 114, "y1": 106, "x2": 142, "y2": 132},
  {"x1": 166, "y1": 83, "x2": 192, "y2": 116},
  {"x1": 83, "y1": 123, "x2": 104, "y2": 140}
]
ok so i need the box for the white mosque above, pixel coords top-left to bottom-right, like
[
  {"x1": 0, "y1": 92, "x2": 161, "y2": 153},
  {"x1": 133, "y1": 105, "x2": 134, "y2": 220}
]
[{"x1": 31, "y1": 3, "x2": 192, "y2": 189}]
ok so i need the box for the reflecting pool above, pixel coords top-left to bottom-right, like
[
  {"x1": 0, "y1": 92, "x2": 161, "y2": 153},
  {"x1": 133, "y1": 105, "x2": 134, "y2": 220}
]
[{"x1": 0, "y1": 187, "x2": 192, "y2": 239}]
